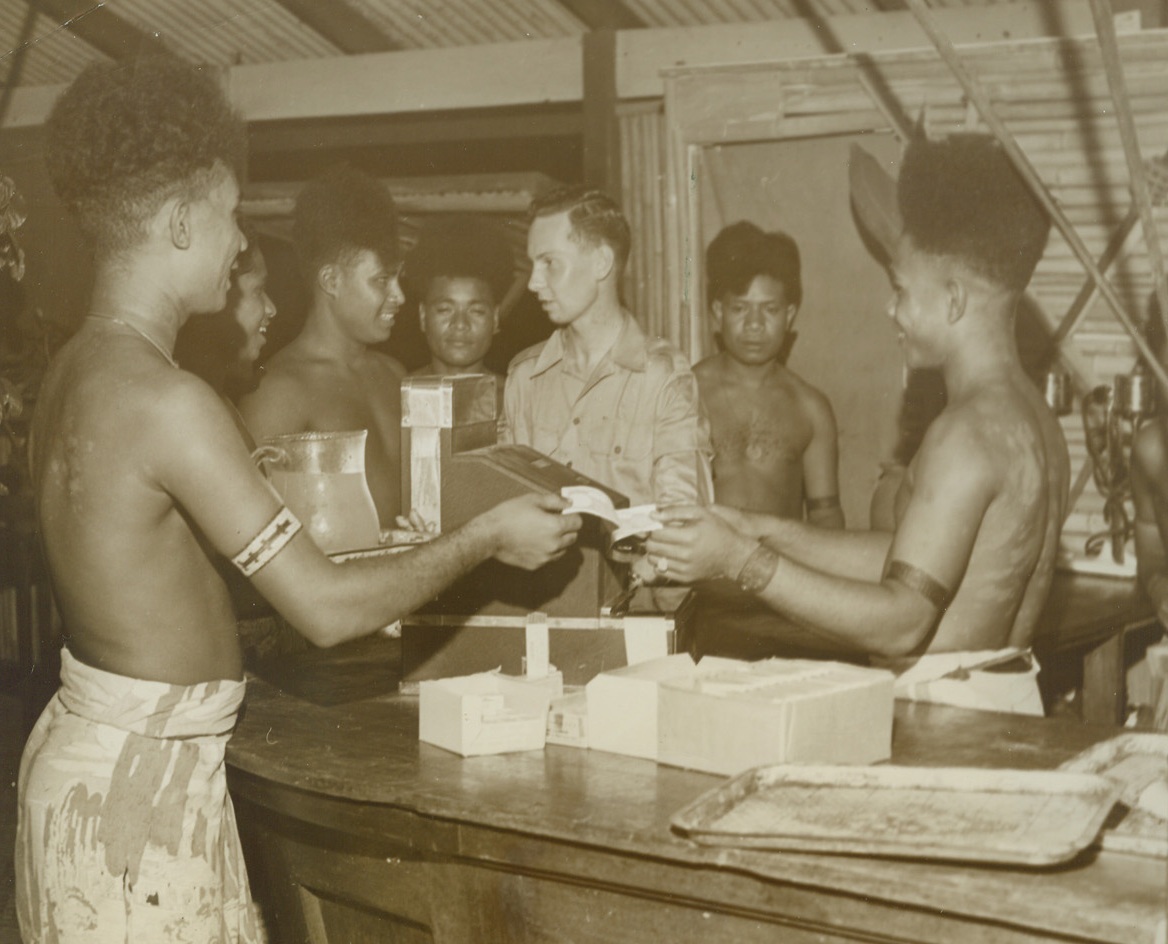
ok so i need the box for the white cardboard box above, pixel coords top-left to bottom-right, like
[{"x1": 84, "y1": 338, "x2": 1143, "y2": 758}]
[
  {"x1": 419, "y1": 670, "x2": 561, "y2": 756},
  {"x1": 585, "y1": 654, "x2": 742, "y2": 760},
  {"x1": 546, "y1": 689, "x2": 589, "y2": 748},
  {"x1": 657, "y1": 659, "x2": 895, "y2": 776}
]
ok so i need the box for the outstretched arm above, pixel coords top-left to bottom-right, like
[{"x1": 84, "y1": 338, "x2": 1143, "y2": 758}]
[
  {"x1": 159, "y1": 380, "x2": 581, "y2": 648},
  {"x1": 711, "y1": 504, "x2": 891, "y2": 583},
  {"x1": 650, "y1": 419, "x2": 995, "y2": 657},
  {"x1": 801, "y1": 390, "x2": 845, "y2": 529}
]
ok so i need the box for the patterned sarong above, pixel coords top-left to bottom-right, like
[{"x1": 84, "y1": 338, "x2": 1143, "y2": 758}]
[{"x1": 15, "y1": 648, "x2": 265, "y2": 943}]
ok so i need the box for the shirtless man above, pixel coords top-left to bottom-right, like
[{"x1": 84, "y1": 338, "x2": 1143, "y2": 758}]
[
  {"x1": 17, "y1": 57, "x2": 579, "y2": 943},
  {"x1": 409, "y1": 214, "x2": 512, "y2": 382},
  {"x1": 695, "y1": 221, "x2": 842, "y2": 526},
  {"x1": 649, "y1": 133, "x2": 1069, "y2": 701},
  {"x1": 238, "y1": 165, "x2": 407, "y2": 528}
]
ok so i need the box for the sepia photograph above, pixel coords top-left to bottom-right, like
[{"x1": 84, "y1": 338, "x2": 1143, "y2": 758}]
[{"x1": 0, "y1": 2, "x2": 1166, "y2": 941}]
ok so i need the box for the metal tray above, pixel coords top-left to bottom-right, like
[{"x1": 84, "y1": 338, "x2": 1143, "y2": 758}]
[
  {"x1": 671, "y1": 764, "x2": 1120, "y2": 866},
  {"x1": 1059, "y1": 733, "x2": 1168, "y2": 858}
]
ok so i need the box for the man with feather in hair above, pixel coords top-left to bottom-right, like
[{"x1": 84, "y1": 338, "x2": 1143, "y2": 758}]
[{"x1": 647, "y1": 132, "x2": 1069, "y2": 714}]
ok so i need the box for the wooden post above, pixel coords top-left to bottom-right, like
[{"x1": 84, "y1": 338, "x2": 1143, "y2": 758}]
[{"x1": 582, "y1": 29, "x2": 620, "y2": 196}]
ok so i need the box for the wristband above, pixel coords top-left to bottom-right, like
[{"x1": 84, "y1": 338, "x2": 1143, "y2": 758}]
[{"x1": 735, "y1": 543, "x2": 780, "y2": 594}]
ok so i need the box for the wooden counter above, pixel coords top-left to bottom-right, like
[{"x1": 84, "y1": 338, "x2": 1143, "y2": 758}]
[{"x1": 227, "y1": 637, "x2": 1167, "y2": 944}]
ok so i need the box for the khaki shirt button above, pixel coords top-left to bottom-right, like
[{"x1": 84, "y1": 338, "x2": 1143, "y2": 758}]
[
  {"x1": 614, "y1": 445, "x2": 622, "y2": 454},
  {"x1": 572, "y1": 417, "x2": 580, "y2": 425}
]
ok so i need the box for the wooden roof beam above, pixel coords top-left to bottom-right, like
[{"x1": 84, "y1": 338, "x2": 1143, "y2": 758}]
[
  {"x1": 269, "y1": 0, "x2": 401, "y2": 54},
  {"x1": 555, "y1": 0, "x2": 646, "y2": 30},
  {"x1": 25, "y1": 0, "x2": 161, "y2": 61}
]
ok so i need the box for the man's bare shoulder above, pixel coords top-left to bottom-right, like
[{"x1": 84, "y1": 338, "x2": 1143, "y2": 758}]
[
  {"x1": 242, "y1": 359, "x2": 314, "y2": 405},
  {"x1": 780, "y1": 368, "x2": 836, "y2": 423},
  {"x1": 912, "y1": 401, "x2": 998, "y2": 482},
  {"x1": 361, "y1": 349, "x2": 407, "y2": 380},
  {"x1": 90, "y1": 366, "x2": 245, "y2": 462},
  {"x1": 692, "y1": 353, "x2": 723, "y2": 386},
  {"x1": 237, "y1": 356, "x2": 315, "y2": 436},
  {"x1": 251, "y1": 340, "x2": 321, "y2": 386}
]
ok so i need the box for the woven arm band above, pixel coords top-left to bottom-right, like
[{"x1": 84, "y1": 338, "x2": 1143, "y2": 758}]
[
  {"x1": 735, "y1": 543, "x2": 781, "y2": 594},
  {"x1": 885, "y1": 559, "x2": 953, "y2": 611},
  {"x1": 231, "y1": 506, "x2": 302, "y2": 578}
]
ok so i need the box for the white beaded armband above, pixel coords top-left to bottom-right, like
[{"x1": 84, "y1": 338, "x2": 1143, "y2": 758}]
[{"x1": 231, "y1": 506, "x2": 302, "y2": 578}]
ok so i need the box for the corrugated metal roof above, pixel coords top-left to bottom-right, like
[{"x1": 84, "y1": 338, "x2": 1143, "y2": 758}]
[
  {"x1": 113, "y1": 0, "x2": 343, "y2": 65},
  {"x1": 0, "y1": 5, "x2": 108, "y2": 87},
  {"x1": 350, "y1": 0, "x2": 585, "y2": 47},
  {"x1": 0, "y1": 0, "x2": 1037, "y2": 91}
]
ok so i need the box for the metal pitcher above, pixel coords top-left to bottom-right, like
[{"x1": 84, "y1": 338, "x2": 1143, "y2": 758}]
[{"x1": 253, "y1": 430, "x2": 381, "y2": 554}]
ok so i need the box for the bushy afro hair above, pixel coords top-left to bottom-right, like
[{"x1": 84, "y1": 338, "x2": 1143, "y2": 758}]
[
  {"x1": 706, "y1": 221, "x2": 802, "y2": 308},
  {"x1": 292, "y1": 164, "x2": 398, "y2": 283},
  {"x1": 45, "y1": 55, "x2": 245, "y2": 256},
  {"x1": 404, "y1": 215, "x2": 515, "y2": 303},
  {"x1": 897, "y1": 132, "x2": 1049, "y2": 293}
]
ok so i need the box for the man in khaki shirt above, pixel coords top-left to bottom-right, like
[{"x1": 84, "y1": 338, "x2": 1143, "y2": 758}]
[{"x1": 501, "y1": 186, "x2": 712, "y2": 508}]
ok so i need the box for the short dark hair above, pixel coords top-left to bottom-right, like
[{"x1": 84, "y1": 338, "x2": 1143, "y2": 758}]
[
  {"x1": 706, "y1": 221, "x2": 802, "y2": 308},
  {"x1": 292, "y1": 164, "x2": 398, "y2": 283},
  {"x1": 405, "y1": 215, "x2": 514, "y2": 303},
  {"x1": 897, "y1": 132, "x2": 1049, "y2": 293},
  {"x1": 528, "y1": 185, "x2": 630, "y2": 278},
  {"x1": 45, "y1": 55, "x2": 246, "y2": 257}
]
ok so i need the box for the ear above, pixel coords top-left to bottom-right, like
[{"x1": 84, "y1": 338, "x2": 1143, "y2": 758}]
[
  {"x1": 418, "y1": 303, "x2": 431, "y2": 332},
  {"x1": 167, "y1": 198, "x2": 191, "y2": 250},
  {"x1": 318, "y1": 263, "x2": 340, "y2": 298},
  {"x1": 711, "y1": 300, "x2": 725, "y2": 333},
  {"x1": 946, "y1": 276, "x2": 968, "y2": 325},
  {"x1": 592, "y1": 242, "x2": 616, "y2": 282},
  {"x1": 785, "y1": 303, "x2": 800, "y2": 330},
  {"x1": 491, "y1": 305, "x2": 501, "y2": 335}
]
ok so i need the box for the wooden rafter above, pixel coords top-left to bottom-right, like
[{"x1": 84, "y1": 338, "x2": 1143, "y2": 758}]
[
  {"x1": 554, "y1": 0, "x2": 646, "y2": 30},
  {"x1": 248, "y1": 107, "x2": 583, "y2": 155},
  {"x1": 25, "y1": 0, "x2": 160, "y2": 61},
  {"x1": 268, "y1": 0, "x2": 400, "y2": 54}
]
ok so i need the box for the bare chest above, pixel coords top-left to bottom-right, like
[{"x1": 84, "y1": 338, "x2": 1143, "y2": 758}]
[
  {"x1": 707, "y1": 385, "x2": 812, "y2": 466},
  {"x1": 302, "y1": 369, "x2": 403, "y2": 451}
]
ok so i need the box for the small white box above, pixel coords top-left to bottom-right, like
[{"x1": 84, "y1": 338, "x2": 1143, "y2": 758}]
[
  {"x1": 419, "y1": 670, "x2": 558, "y2": 756},
  {"x1": 546, "y1": 689, "x2": 589, "y2": 748},
  {"x1": 585, "y1": 654, "x2": 742, "y2": 760},
  {"x1": 658, "y1": 659, "x2": 895, "y2": 776}
]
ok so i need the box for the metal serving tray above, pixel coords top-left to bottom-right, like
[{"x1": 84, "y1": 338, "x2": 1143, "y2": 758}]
[
  {"x1": 671, "y1": 764, "x2": 1120, "y2": 866},
  {"x1": 1059, "y1": 733, "x2": 1168, "y2": 858}
]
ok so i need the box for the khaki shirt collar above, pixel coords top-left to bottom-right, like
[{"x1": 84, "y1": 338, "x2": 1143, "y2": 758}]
[{"x1": 529, "y1": 311, "x2": 647, "y2": 379}]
